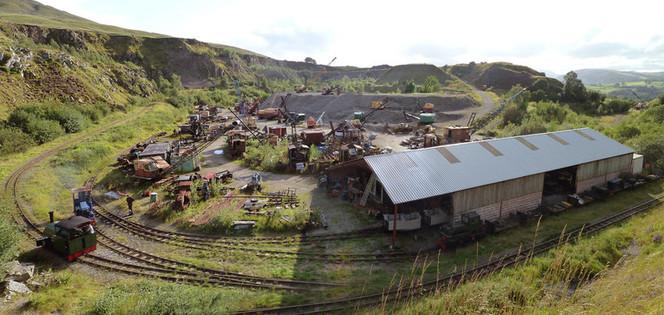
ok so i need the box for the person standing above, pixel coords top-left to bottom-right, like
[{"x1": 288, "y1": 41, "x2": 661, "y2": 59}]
[{"x1": 126, "y1": 195, "x2": 135, "y2": 216}]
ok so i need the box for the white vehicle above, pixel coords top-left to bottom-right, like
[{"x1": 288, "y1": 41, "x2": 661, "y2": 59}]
[{"x1": 243, "y1": 198, "x2": 267, "y2": 211}]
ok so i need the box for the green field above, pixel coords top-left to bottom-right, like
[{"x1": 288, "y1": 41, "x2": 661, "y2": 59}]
[{"x1": 588, "y1": 81, "x2": 664, "y2": 101}]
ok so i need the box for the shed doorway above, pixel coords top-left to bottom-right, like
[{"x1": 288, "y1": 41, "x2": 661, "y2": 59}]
[{"x1": 542, "y1": 166, "x2": 577, "y2": 205}]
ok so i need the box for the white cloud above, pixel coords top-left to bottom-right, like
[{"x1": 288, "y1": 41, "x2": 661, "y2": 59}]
[{"x1": 38, "y1": 0, "x2": 664, "y2": 73}]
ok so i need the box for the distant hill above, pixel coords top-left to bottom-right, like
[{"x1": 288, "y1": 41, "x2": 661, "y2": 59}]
[
  {"x1": 0, "y1": 0, "x2": 565, "y2": 106},
  {"x1": 446, "y1": 62, "x2": 561, "y2": 92},
  {"x1": 377, "y1": 64, "x2": 452, "y2": 84},
  {"x1": 573, "y1": 69, "x2": 664, "y2": 85}
]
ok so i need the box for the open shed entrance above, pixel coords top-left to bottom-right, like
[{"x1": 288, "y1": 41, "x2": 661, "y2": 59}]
[{"x1": 542, "y1": 165, "x2": 577, "y2": 204}]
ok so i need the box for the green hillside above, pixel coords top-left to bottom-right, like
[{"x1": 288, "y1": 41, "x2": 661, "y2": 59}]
[
  {"x1": 446, "y1": 61, "x2": 563, "y2": 94},
  {"x1": 575, "y1": 68, "x2": 664, "y2": 85},
  {"x1": 0, "y1": 0, "x2": 164, "y2": 37}
]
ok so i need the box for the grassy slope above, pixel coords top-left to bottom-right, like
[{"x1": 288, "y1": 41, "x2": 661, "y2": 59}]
[
  {"x1": 0, "y1": 101, "x2": 270, "y2": 314},
  {"x1": 0, "y1": 0, "x2": 163, "y2": 37},
  {"x1": 0, "y1": 0, "x2": 263, "y2": 56},
  {"x1": 382, "y1": 187, "x2": 664, "y2": 314},
  {"x1": 545, "y1": 247, "x2": 664, "y2": 313}
]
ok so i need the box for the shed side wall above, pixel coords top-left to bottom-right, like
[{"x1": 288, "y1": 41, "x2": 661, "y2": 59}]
[
  {"x1": 452, "y1": 173, "x2": 544, "y2": 213},
  {"x1": 575, "y1": 154, "x2": 632, "y2": 193}
]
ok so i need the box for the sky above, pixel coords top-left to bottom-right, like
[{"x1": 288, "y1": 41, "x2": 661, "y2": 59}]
[{"x1": 39, "y1": 0, "x2": 664, "y2": 75}]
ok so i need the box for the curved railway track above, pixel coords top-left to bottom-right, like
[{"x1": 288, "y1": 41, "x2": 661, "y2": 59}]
[
  {"x1": 93, "y1": 202, "x2": 423, "y2": 263},
  {"x1": 2, "y1": 110, "x2": 337, "y2": 291},
  {"x1": 91, "y1": 195, "x2": 383, "y2": 246},
  {"x1": 234, "y1": 194, "x2": 664, "y2": 314},
  {"x1": 95, "y1": 206, "x2": 383, "y2": 245}
]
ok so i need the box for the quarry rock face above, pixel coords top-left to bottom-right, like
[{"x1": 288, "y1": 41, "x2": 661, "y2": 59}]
[{"x1": 3, "y1": 47, "x2": 33, "y2": 76}]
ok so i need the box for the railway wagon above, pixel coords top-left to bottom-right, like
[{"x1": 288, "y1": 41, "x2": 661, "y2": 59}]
[{"x1": 36, "y1": 214, "x2": 97, "y2": 261}]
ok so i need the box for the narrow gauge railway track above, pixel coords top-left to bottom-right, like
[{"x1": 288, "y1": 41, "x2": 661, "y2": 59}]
[
  {"x1": 3, "y1": 111, "x2": 338, "y2": 291},
  {"x1": 94, "y1": 229, "x2": 339, "y2": 290},
  {"x1": 236, "y1": 194, "x2": 664, "y2": 314},
  {"x1": 91, "y1": 194, "x2": 383, "y2": 245},
  {"x1": 94, "y1": 204, "x2": 422, "y2": 263}
]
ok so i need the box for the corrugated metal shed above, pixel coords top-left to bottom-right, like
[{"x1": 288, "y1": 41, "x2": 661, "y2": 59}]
[{"x1": 364, "y1": 128, "x2": 634, "y2": 204}]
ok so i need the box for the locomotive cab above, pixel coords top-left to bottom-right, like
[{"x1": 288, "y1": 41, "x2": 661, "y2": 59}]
[
  {"x1": 73, "y1": 187, "x2": 96, "y2": 224},
  {"x1": 36, "y1": 215, "x2": 97, "y2": 262}
]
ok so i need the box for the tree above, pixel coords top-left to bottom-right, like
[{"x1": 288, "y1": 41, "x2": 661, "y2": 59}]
[
  {"x1": 422, "y1": 76, "x2": 441, "y2": 93},
  {"x1": 637, "y1": 136, "x2": 664, "y2": 174},
  {"x1": 561, "y1": 71, "x2": 588, "y2": 103},
  {"x1": 404, "y1": 80, "x2": 417, "y2": 93},
  {"x1": 304, "y1": 57, "x2": 317, "y2": 65}
]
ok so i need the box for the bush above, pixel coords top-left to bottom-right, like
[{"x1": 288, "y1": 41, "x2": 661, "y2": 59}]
[
  {"x1": 404, "y1": 80, "x2": 417, "y2": 93},
  {"x1": 615, "y1": 125, "x2": 641, "y2": 141},
  {"x1": 518, "y1": 119, "x2": 547, "y2": 135},
  {"x1": 0, "y1": 205, "x2": 19, "y2": 271},
  {"x1": 636, "y1": 136, "x2": 664, "y2": 174},
  {"x1": 0, "y1": 126, "x2": 35, "y2": 155},
  {"x1": 45, "y1": 106, "x2": 87, "y2": 133},
  {"x1": 25, "y1": 118, "x2": 65, "y2": 144},
  {"x1": 7, "y1": 109, "x2": 35, "y2": 131},
  {"x1": 242, "y1": 140, "x2": 288, "y2": 172},
  {"x1": 646, "y1": 104, "x2": 664, "y2": 123},
  {"x1": 598, "y1": 98, "x2": 632, "y2": 115},
  {"x1": 532, "y1": 102, "x2": 568, "y2": 123},
  {"x1": 74, "y1": 103, "x2": 111, "y2": 122},
  {"x1": 502, "y1": 105, "x2": 525, "y2": 126},
  {"x1": 421, "y1": 75, "x2": 441, "y2": 93}
]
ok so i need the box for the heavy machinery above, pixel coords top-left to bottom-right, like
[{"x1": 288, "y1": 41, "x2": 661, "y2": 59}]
[
  {"x1": 172, "y1": 175, "x2": 192, "y2": 210},
  {"x1": 322, "y1": 85, "x2": 342, "y2": 95},
  {"x1": 436, "y1": 211, "x2": 486, "y2": 250},
  {"x1": 357, "y1": 98, "x2": 390, "y2": 128},
  {"x1": 240, "y1": 172, "x2": 263, "y2": 194},
  {"x1": 72, "y1": 186, "x2": 95, "y2": 223},
  {"x1": 257, "y1": 107, "x2": 282, "y2": 120},
  {"x1": 214, "y1": 170, "x2": 233, "y2": 183},
  {"x1": 178, "y1": 114, "x2": 206, "y2": 139},
  {"x1": 294, "y1": 85, "x2": 307, "y2": 93},
  {"x1": 36, "y1": 212, "x2": 97, "y2": 261}
]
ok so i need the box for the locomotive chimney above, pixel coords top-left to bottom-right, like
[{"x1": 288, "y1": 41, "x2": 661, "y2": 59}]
[{"x1": 48, "y1": 211, "x2": 54, "y2": 223}]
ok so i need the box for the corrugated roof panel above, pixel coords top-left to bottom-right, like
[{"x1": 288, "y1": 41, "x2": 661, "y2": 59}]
[
  {"x1": 515, "y1": 137, "x2": 538, "y2": 150},
  {"x1": 435, "y1": 147, "x2": 460, "y2": 163},
  {"x1": 364, "y1": 128, "x2": 634, "y2": 204},
  {"x1": 575, "y1": 129, "x2": 595, "y2": 140},
  {"x1": 547, "y1": 133, "x2": 569, "y2": 145},
  {"x1": 479, "y1": 142, "x2": 503, "y2": 156}
]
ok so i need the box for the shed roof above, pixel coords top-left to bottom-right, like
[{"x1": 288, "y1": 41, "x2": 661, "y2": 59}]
[
  {"x1": 139, "y1": 143, "x2": 171, "y2": 157},
  {"x1": 364, "y1": 128, "x2": 634, "y2": 204}
]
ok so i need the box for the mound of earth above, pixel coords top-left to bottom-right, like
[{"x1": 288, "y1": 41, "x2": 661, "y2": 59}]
[
  {"x1": 260, "y1": 93, "x2": 479, "y2": 124},
  {"x1": 447, "y1": 62, "x2": 560, "y2": 92},
  {"x1": 377, "y1": 64, "x2": 451, "y2": 84}
]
